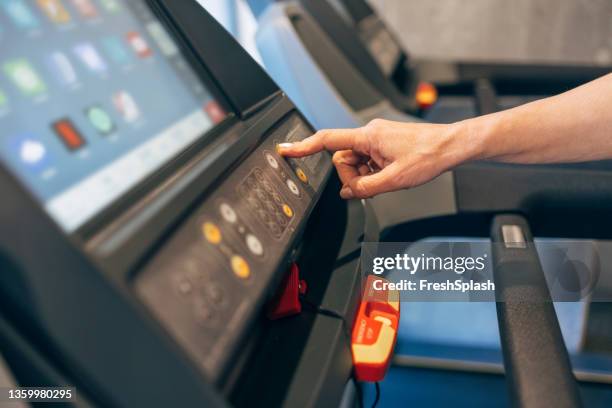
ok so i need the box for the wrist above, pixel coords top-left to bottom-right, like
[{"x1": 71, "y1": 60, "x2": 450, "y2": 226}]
[
  {"x1": 444, "y1": 119, "x2": 487, "y2": 165},
  {"x1": 450, "y1": 114, "x2": 500, "y2": 163}
]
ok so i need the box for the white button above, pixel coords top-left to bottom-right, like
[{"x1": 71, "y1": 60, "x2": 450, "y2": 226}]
[
  {"x1": 286, "y1": 179, "x2": 300, "y2": 196},
  {"x1": 265, "y1": 152, "x2": 279, "y2": 169},
  {"x1": 246, "y1": 234, "x2": 264, "y2": 256},
  {"x1": 220, "y1": 203, "x2": 237, "y2": 223}
]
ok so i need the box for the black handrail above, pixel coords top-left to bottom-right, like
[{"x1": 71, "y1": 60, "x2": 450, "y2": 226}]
[{"x1": 491, "y1": 214, "x2": 582, "y2": 408}]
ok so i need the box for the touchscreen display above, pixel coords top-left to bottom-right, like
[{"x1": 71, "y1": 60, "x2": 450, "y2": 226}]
[{"x1": 0, "y1": 0, "x2": 226, "y2": 232}]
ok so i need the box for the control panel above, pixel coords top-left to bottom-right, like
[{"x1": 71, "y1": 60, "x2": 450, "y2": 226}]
[
  {"x1": 134, "y1": 113, "x2": 331, "y2": 381},
  {"x1": 358, "y1": 15, "x2": 402, "y2": 77}
]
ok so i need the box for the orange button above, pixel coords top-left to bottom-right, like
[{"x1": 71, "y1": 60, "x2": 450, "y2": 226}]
[
  {"x1": 282, "y1": 204, "x2": 294, "y2": 218},
  {"x1": 295, "y1": 168, "x2": 308, "y2": 183},
  {"x1": 202, "y1": 222, "x2": 222, "y2": 244},
  {"x1": 231, "y1": 255, "x2": 251, "y2": 279}
]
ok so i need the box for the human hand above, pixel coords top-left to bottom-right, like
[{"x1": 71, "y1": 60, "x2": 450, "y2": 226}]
[{"x1": 278, "y1": 119, "x2": 476, "y2": 199}]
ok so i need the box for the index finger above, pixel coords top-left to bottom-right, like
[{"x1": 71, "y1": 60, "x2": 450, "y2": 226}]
[{"x1": 277, "y1": 128, "x2": 360, "y2": 158}]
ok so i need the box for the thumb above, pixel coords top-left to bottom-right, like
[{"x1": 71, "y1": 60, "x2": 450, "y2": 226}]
[{"x1": 345, "y1": 163, "x2": 402, "y2": 199}]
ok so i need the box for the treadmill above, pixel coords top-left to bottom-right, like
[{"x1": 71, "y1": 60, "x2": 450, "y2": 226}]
[
  {"x1": 248, "y1": 0, "x2": 611, "y2": 128},
  {"x1": 0, "y1": 1, "x2": 364, "y2": 406},
  {"x1": 0, "y1": 1, "x2": 610, "y2": 407},
  {"x1": 302, "y1": 0, "x2": 611, "y2": 117}
]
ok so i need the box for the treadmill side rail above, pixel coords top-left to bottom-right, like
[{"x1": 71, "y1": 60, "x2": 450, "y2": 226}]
[{"x1": 491, "y1": 215, "x2": 582, "y2": 408}]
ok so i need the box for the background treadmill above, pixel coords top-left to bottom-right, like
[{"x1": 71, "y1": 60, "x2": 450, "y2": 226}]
[
  {"x1": 0, "y1": 1, "x2": 364, "y2": 406},
  {"x1": 306, "y1": 0, "x2": 612, "y2": 118},
  {"x1": 248, "y1": 0, "x2": 611, "y2": 127}
]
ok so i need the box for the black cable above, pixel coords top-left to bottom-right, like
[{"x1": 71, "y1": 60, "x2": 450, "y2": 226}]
[
  {"x1": 355, "y1": 380, "x2": 365, "y2": 408},
  {"x1": 371, "y1": 382, "x2": 381, "y2": 408},
  {"x1": 299, "y1": 296, "x2": 352, "y2": 343}
]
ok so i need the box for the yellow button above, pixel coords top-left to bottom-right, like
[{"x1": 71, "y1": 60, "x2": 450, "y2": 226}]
[
  {"x1": 202, "y1": 222, "x2": 221, "y2": 244},
  {"x1": 231, "y1": 255, "x2": 250, "y2": 279},
  {"x1": 282, "y1": 204, "x2": 294, "y2": 218},
  {"x1": 295, "y1": 168, "x2": 308, "y2": 183}
]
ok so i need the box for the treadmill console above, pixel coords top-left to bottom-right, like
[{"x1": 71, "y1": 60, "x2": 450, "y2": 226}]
[
  {"x1": 135, "y1": 114, "x2": 330, "y2": 380},
  {"x1": 0, "y1": 0, "x2": 225, "y2": 233},
  {"x1": 324, "y1": 0, "x2": 404, "y2": 79},
  {"x1": 358, "y1": 14, "x2": 402, "y2": 77},
  {"x1": 0, "y1": 1, "x2": 341, "y2": 404}
]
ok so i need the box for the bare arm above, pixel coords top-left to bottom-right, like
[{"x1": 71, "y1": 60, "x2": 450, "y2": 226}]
[
  {"x1": 278, "y1": 73, "x2": 612, "y2": 199},
  {"x1": 472, "y1": 72, "x2": 612, "y2": 164}
]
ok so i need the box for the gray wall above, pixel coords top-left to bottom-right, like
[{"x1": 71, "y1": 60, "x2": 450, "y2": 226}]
[{"x1": 370, "y1": 0, "x2": 612, "y2": 65}]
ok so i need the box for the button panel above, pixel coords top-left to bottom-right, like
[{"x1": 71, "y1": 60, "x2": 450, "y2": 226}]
[
  {"x1": 134, "y1": 114, "x2": 331, "y2": 381},
  {"x1": 238, "y1": 168, "x2": 292, "y2": 239}
]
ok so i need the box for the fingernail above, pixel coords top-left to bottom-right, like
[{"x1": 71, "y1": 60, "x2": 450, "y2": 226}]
[
  {"x1": 340, "y1": 186, "x2": 354, "y2": 199},
  {"x1": 276, "y1": 142, "x2": 293, "y2": 151}
]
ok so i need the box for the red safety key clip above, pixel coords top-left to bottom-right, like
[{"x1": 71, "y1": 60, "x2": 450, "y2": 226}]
[
  {"x1": 351, "y1": 275, "x2": 400, "y2": 382},
  {"x1": 267, "y1": 263, "x2": 307, "y2": 320}
]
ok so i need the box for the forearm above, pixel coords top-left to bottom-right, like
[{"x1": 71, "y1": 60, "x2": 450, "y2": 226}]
[
  {"x1": 459, "y1": 73, "x2": 612, "y2": 164},
  {"x1": 278, "y1": 73, "x2": 612, "y2": 198}
]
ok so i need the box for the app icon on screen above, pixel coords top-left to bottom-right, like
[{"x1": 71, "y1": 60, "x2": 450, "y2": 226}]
[
  {"x1": 99, "y1": 0, "x2": 120, "y2": 13},
  {"x1": 37, "y1": 0, "x2": 71, "y2": 24},
  {"x1": 70, "y1": 0, "x2": 98, "y2": 19},
  {"x1": 85, "y1": 105, "x2": 115, "y2": 135},
  {"x1": 48, "y1": 52, "x2": 78, "y2": 86},
  {"x1": 73, "y1": 43, "x2": 108, "y2": 73},
  {"x1": 112, "y1": 91, "x2": 140, "y2": 123},
  {"x1": 126, "y1": 31, "x2": 153, "y2": 59},
  {"x1": 146, "y1": 21, "x2": 178, "y2": 57},
  {"x1": 52, "y1": 118, "x2": 86, "y2": 150},
  {"x1": 102, "y1": 36, "x2": 132, "y2": 65},
  {"x1": 13, "y1": 137, "x2": 49, "y2": 169},
  {"x1": 3, "y1": 59, "x2": 47, "y2": 97},
  {"x1": 1, "y1": 0, "x2": 39, "y2": 30}
]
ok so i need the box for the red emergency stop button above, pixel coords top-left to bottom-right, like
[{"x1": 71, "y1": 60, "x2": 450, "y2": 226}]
[
  {"x1": 351, "y1": 275, "x2": 400, "y2": 382},
  {"x1": 415, "y1": 82, "x2": 438, "y2": 109}
]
